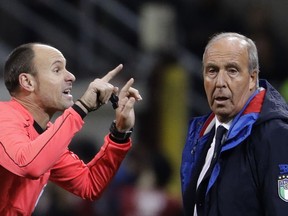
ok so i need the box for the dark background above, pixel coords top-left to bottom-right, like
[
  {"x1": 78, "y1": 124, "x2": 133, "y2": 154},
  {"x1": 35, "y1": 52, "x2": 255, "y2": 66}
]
[{"x1": 1, "y1": 0, "x2": 288, "y2": 215}]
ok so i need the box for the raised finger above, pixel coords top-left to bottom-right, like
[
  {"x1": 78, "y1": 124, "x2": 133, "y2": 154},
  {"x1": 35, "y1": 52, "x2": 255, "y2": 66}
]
[
  {"x1": 101, "y1": 64, "x2": 123, "y2": 82},
  {"x1": 119, "y1": 78, "x2": 134, "y2": 98}
]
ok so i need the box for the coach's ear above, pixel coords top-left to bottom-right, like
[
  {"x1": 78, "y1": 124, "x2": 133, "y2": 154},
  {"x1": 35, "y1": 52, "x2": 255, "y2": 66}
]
[
  {"x1": 19, "y1": 73, "x2": 36, "y2": 92},
  {"x1": 249, "y1": 70, "x2": 258, "y2": 91}
]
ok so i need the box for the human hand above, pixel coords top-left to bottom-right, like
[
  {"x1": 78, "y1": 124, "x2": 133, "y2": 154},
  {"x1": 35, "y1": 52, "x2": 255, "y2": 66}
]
[
  {"x1": 77, "y1": 64, "x2": 123, "y2": 112},
  {"x1": 114, "y1": 78, "x2": 142, "y2": 132}
]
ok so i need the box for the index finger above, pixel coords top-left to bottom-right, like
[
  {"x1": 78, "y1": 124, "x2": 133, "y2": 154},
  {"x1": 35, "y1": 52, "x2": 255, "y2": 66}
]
[
  {"x1": 119, "y1": 78, "x2": 142, "y2": 101},
  {"x1": 120, "y1": 78, "x2": 134, "y2": 94},
  {"x1": 101, "y1": 64, "x2": 123, "y2": 82}
]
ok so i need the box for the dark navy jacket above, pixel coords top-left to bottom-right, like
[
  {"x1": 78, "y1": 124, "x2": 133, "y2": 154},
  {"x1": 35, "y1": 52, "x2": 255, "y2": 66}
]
[{"x1": 181, "y1": 80, "x2": 288, "y2": 216}]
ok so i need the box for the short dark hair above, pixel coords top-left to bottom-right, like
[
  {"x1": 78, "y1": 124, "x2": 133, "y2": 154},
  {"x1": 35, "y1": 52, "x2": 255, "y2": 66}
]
[{"x1": 4, "y1": 43, "x2": 37, "y2": 94}]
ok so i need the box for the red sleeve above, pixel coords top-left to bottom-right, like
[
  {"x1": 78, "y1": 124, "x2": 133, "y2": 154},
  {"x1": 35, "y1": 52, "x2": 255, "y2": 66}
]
[
  {"x1": 0, "y1": 106, "x2": 84, "y2": 178},
  {"x1": 49, "y1": 135, "x2": 131, "y2": 200}
]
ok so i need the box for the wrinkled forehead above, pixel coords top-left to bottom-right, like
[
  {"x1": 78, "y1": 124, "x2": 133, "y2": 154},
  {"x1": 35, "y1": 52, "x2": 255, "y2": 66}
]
[{"x1": 204, "y1": 37, "x2": 249, "y2": 62}]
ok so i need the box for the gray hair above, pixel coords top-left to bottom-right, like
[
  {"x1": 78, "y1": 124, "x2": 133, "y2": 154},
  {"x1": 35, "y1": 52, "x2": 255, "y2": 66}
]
[{"x1": 203, "y1": 32, "x2": 260, "y2": 80}]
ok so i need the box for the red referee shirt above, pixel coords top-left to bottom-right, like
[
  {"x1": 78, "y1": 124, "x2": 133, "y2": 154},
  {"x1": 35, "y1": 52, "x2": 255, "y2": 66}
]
[{"x1": 0, "y1": 99, "x2": 131, "y2": 215}]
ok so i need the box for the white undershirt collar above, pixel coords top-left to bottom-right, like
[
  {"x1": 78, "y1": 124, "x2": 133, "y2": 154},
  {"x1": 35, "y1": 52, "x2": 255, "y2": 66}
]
[{"x1": 215, "y1": 117, "x2": 232, "y2": 131}]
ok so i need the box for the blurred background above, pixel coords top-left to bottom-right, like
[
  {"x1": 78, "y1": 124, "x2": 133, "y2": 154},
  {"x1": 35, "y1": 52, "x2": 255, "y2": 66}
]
[{"x1": 1, "y1": 0, "x2": 288, "y2": 215}]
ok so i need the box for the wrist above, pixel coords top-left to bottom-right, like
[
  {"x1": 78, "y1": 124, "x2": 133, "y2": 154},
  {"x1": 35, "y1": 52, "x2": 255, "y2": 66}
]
[
  {"x1": 72, "y1": 104, "x2": 87, "y2": 119},
  {"x1": 75, "y1": 100, "x2": 89, "y2": 114},
  {"x1": 77, "y1": 99, "x2": 97, "y2": 113},
  {"x1": 109, "y1": 120, "x2": 133, "y2": 143}
]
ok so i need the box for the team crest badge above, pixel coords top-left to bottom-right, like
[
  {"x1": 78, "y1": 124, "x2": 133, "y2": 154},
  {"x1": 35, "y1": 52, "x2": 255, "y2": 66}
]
[
  {"x1": 278, "y1": 175, "x2": 288, "y2": 202},
  {"x1": 278, "y1": 164, "x2": 288, "y2": 202}
]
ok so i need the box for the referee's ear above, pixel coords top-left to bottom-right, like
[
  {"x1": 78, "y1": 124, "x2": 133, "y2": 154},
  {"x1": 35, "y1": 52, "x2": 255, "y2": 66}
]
[{"x1": 19, "y1": 73, "x2": 36, "y2": 92}]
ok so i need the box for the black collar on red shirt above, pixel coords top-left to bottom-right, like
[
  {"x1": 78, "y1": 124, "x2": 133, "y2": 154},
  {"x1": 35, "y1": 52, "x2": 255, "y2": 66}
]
[{"x1": 33, "y1": 121, "x2": 45, "y2": 134}]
